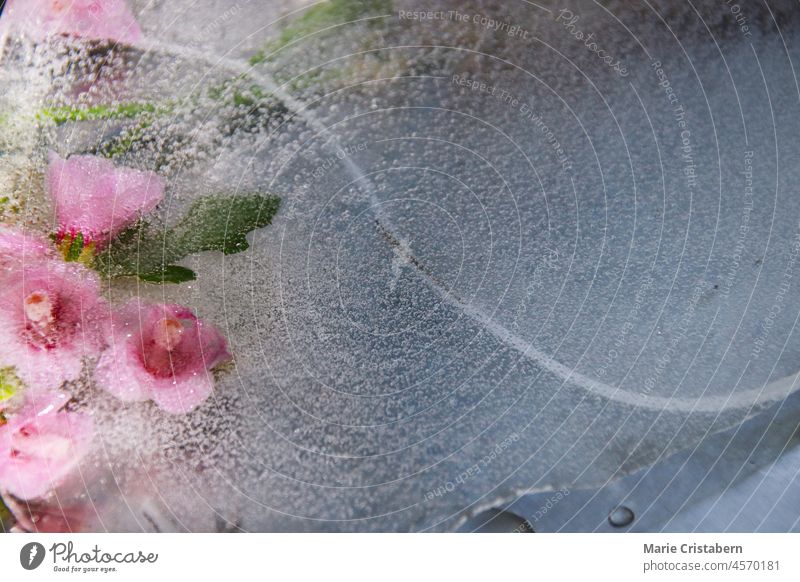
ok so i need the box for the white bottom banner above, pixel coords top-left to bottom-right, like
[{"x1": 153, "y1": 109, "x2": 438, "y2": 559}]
[{"x1": 1, "y1": 533, "x2": 797, "y2": 581}]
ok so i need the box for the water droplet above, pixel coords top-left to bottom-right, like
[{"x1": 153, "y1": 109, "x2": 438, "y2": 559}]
[{"x1": 608, "y1": 506, "x2": 635, "y2": 528}]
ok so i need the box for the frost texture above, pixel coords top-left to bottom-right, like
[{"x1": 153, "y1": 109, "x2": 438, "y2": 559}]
[{"x1": 2, "y1": 0, "x2": 800, "y2": 531}]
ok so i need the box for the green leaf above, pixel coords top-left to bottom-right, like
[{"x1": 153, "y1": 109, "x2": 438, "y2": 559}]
[
  {"x1": 0, "y1": 495, "x2": 13, "y2": 533},
  {"x1": 95, "y1": 119, "x2": 153, "y2": 158},
  {"x1": 65, "y1": 232, "x2": 84, "y2": 262},
  {"x1": 138, "y1": 265, "x2": 197, "y2": 284},
  {"x1": 37, "y1": 102, "x2": 161, "y2": 126},
  {"x1": 38, "y1": 102, "x2": 175, "y2": 160},
  {"x1": 95, "y1": 193, "x2": 281, "y2": 283},
  {"x1": 174, "y1": 193, "x2": 281, "y2": 255},
  {"x1": 249, "y1": 0, "x2": 392, "y2": 65},
  {"x1": 0, "y1": 367, "x2": 23, "y2": 403},
  {"x1": 94, "y1": 221, "x2": 170, "y2": 279}
]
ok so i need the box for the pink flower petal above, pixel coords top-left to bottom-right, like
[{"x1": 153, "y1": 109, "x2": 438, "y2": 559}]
[
  {"x1": 0, "y1": 0, "x2": 143, "y2": 44},
  {"x1": 0, "y1": 261, "x2": 108, "y2": 391},
  {"x1": 94, "y1": 342, "x2": 152, "y2": 402},
  {"x1": 150, "y1": 374, "x2": 215, "y2": 415},
  {"x1": 0, "y1": 405, "x2": 93, "y2": 500},
  {"x1": 47, "y1": 152, "x2": 164, "y2": 247},
  {"x1": 0, "y1": 225, "x2": 54, "y2": 275},
  {"x1": 20, "y1": 389, "x2": 73, "y2": 417},
  {"x1": 97, "y1": 301, "x2": 231, "y2": 414}
]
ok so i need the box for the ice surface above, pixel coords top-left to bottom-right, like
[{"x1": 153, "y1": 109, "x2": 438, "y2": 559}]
[{"x1": 2, "y1": 0, "x2": 800, "y2": 531}]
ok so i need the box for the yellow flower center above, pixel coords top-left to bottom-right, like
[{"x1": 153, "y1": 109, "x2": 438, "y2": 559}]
[
  {"x1": 153, "y1": 318, "x2": 184, "y2": 352},
  {"x1": 24, "y1": 291, "x2": 54, "y2": 325}
]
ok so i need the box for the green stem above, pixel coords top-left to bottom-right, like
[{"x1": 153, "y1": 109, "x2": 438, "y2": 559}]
[{"x1": 37, "y1": 102, "x2": 171, "y2": 125}]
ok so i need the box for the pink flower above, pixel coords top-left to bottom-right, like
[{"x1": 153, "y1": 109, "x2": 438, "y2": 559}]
[
  {"x1": 0, "y1": 261, "x2": 108, "y2": 391},
  {"x1": 96, "y1": 302, "x2": 231, "y2": 414},
  {"x1": 47, "y1": 152, "x2": 164, "y2": 248},
  {"x1": 0, "y1": 392, "x2": 93, "y2": 500},
  {"x1": 0, "y1": 0, "x2": 142, "y2": 45},
  {"x1": 0, "y1": 225, "x2": 54, "y2": 274}
]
